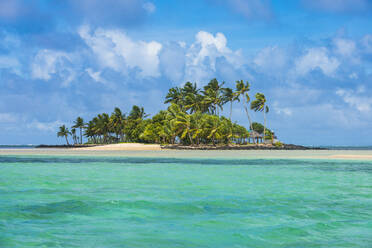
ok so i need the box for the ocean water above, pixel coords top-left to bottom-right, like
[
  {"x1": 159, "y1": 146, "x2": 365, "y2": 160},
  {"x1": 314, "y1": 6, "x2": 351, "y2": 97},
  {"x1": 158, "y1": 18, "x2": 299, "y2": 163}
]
[{"x1": 0, "y1": 155, "x2": 371, "y2": 248}]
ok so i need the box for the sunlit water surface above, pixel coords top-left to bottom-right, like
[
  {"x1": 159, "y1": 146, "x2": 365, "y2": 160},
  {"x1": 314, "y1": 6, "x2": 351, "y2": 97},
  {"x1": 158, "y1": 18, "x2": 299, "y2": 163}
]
[{"x1": 0, "y1": 155, "x2": 371, "y2": 247}]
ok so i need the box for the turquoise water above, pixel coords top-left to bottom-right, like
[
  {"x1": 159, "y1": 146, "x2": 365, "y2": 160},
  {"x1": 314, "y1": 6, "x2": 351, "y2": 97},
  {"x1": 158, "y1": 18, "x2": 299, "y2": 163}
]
[{"x1": 0, "y1": 156, "x2": 371, "y2": 247}]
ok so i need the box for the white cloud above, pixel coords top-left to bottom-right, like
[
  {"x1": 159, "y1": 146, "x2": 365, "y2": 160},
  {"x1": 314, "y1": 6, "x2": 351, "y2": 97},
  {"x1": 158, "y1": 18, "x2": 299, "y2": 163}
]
[
  {"x1": 273, "y1": 103, "x2": 293, "y2": 116},
  {"x1": 79, "y1": 26, "x2": 162, "y2": 78},
  {"x1": 333, "y1": 38, "x2": 356, "y2": 57},
  {"x1": 86, "y1": 68, "x2": 106, "y2": 84},
  {"x1": 159, "y1": 43, "x2": 186, "y2": 83},
  {"x1": 27, "y1": 120, "x2": 64, "y2": 132},
  {"x1": 0, "y1": 55, "x2": 21, "y2": 75},
  {"x1": 2, "y1": 32, "x2": 21, "y2": 49},
  {"x1": 31, "y1": 49, "x2": 71, "y2": 81},
  {"x1": 356, "y1": 85, "x2": 365, "y2": 93},
  {"x1": 184, "y1": 31, "x2": 243, "y2": 83},
  {"x1": 254, "y1": 46, "x2": 288, "y2": 72},
  {"x1": 336, "y1": 87, "x2": 372, "y2": 113},
  {"x1": 361, "y1": 34, "x2": 372, "y2": 54},
  {"x1": 349, "y1": 72, "x2": 358, "y2": 79},
  {"x1": 143, "y1": 2, "x2": 156, "y2": 13},
  {"x1": 0, "y1": 113, "x2": 18, "y2": 123},
  {"x1": 295, "y1": 47, "x2": 340, "y2": 76}
]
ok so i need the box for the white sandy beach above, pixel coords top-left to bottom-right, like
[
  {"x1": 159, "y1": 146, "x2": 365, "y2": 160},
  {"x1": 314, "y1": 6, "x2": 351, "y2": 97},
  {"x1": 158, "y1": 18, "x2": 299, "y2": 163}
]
[
  {"x1": 0, "y1": 144, "x2": 372, "y2": 160},
  {"x1": 75, "y1": 143, "x2": 161, "y2": 151}
]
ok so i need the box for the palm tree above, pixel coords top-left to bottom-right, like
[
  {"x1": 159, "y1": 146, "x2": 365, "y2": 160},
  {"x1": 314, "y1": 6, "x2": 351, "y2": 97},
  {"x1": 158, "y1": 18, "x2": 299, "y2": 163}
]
[
  {"x1": 185, "y1": 93, "x2": 204, "y2": 113},
  {"x1": 84, "y1": 120, "x2": 97, "y2": 144},
  {"x1": 72, "y1": 117, "x2": 85, "y2": 144},
  {"x1": 166, "y1": 104, "x2": 183, "y2": 144},
  {"x1": 129, "y1": 105, "x2": 148, "y2": 120},
  {"x1": 204, "y1": 115, "x2": 222, "y2": 145},
  {"x1": 235, "y1": 80, "x2": 254, "y2": 142},
  {"x1": 190, "y1": 111, "x2": 203, "y2": 145},
  {"x1": 110, "y1": 107, "x2": 126, "y2": 141},
  {"x1": 57, "y1": 125, "x2": 71, "y2": 145},
  {"x1": 182, "y1": 82, "x2": 199, "y2": 96},
  {"x1": 182, "y1": 82, "x2": 203, "y2": 114},
  {"x1": 202, "y1": 78, "x2": 225, "y2": 116},
  {"x1": 174, "y1": 111, "x2": 194, "y2": 145},
  {"x1": 97, "y1": 113, "x2": 110, "y2": 143},
  {"x1": 222, "y1": 87, "x2": 240, "y2": 120},
  {"x1": 164, "y1": 87, "x2": 184, "y2": 108},
  {"x1": 71, "y1": 128, "x2": 78, "y2": 145},
  {"x1": 251, "y1": 93, "x2": 269, "y2": 143}
]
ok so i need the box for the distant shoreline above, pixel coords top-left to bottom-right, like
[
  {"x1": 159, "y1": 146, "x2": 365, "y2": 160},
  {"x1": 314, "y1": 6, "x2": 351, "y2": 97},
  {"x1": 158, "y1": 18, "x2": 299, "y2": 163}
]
[
  {"x1": 34, "y1": 143, "x2": 326, "y2": 151},
  {"x1": 161, "y1": 144, "x2": 326, "y2": 150},
  {"x1": 1, "y1": 147, "x2": 372, "y2": 161}
]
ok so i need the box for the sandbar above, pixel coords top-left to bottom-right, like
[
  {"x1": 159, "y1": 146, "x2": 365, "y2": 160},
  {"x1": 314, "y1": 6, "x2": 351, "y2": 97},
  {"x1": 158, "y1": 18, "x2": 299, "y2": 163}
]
[
  {"x1": 74, "y1": 143, "x2": 161, "y2": 151},
  {"x1": 0, "y1": 146, "x2": 372, "y2": 161}
]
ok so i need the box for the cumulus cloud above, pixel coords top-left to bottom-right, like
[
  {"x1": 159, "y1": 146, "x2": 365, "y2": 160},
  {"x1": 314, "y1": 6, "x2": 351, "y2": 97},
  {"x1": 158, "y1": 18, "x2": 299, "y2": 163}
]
[
  {"x1": 2, "y1": 26, "x2": 372, "y2": 145},
  {"x1": 336, "y1": 87, "x2": 372, "y2": 113},
  {"x1": 333, "y1": 38, "x2": 356, "y2": 57},
  {"x1": 159, "y1": 42, "x2": 186, "y2": 83},
  {"x1": 295, "y1": 47, "x2": 340, "y2": 76},
  {"x1": 26, "y1": 120, "x2": 64, "y2": 132},
  {"x1": 78, "y1": 28, "x2": 245, "y2": 83},
  {"x1": 273, "y1": 102, "x2": 293, "y2": 116},
  {"x1": 86, "y1": 68, "x2": 106, "y2": 84},
  {"x1": 184, "y1": 31, "x2": 244, "y2": 83},
  {"x1": 254, "y1": 46, "x2": 288, "y2": 73},
  {"x1": 31, "y1": 50, "x2": 72, "y2": 81},
  {"x1": 79, "y1": 26, "x2": 162, "y2": 78},
  {"x1": 302, "y1": 0, "x2": 372, "y2": 13},
  {"x1": 143, "y1": 2, "x2": 156, "y2": 13}
]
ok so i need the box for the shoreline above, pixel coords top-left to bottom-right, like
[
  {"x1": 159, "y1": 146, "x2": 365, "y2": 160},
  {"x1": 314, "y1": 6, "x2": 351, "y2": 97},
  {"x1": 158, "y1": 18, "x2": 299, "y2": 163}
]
[
  {"x1": 35, "y1": 143, "x2": 325, "y2": 151},
  {"x1": 161, "y1": 144, "x2": 325, "y2": 150},
  {"x1": 1, "y1": 148, "x2": 372, "y2": 161}
]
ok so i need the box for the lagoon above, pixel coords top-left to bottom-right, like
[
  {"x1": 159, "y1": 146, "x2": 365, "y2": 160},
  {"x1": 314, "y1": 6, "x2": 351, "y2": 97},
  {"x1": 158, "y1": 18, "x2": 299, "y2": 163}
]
[{"x1": 0, "y1": 153, "x2": 371, "y2": 247}]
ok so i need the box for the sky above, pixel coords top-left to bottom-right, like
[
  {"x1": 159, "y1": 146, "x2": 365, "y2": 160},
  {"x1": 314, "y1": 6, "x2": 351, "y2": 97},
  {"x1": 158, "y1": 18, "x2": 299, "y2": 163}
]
[{"x1": 0, "y1": 0, "x2": 372, "y2": 146}]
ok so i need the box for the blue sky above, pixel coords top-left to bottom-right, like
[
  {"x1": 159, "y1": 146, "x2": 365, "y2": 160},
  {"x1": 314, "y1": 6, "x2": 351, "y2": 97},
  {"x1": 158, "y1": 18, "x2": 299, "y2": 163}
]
[{"x1": 1, "y1": 0, "x2": 372, "y2": 146}]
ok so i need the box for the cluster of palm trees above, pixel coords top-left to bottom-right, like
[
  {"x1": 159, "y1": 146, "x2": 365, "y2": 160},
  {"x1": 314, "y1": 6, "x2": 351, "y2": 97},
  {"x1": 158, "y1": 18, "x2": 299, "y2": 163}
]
[
  {"x1": 163, "y1": 79, "x2": 270, "y2": 143},
  {"x1": 57, "y1": 117, "x2": 85, "y2": 146},
  {"x1": 140, "y1": 104, "x2": 249, "y2": 145},
  {"x1": 57, "y1": 79, "x2": 272, "y2": 146}
]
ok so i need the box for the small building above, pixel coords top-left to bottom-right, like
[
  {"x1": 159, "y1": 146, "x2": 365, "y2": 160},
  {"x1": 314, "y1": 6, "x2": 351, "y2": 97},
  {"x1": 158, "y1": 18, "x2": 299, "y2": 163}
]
[{"x1": 248, "y1": 131, "x2": 263, "y2": 144}]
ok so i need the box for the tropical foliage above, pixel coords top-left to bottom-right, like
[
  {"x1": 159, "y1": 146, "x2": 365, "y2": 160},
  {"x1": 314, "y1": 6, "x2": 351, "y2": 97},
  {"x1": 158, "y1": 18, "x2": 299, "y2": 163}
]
[
  {"x1": 57, "y1": 125, "x2": 71, "y2": 145},
  {"x1": 57, "y1": 79, "x2": 274, "y2": 146}
]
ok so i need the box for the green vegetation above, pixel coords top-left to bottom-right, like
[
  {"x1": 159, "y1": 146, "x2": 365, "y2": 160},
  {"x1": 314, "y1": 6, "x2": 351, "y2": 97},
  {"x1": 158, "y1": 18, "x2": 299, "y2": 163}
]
[
  {"x1": 57, "y1": 125, "x2": 71, "y2": 145},
  {"x1": 57, "y1": 79, "x2": 275, "y2": 146},
  {"x1": 274, "y1": 141, "x2": 283, "y2": 147}
]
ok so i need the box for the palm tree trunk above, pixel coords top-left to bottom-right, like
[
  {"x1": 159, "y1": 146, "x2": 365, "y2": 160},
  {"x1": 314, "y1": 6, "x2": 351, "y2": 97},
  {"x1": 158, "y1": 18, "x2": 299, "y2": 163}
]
[
  {"x1": 188, "y1": 132, "x2": 193, "y2": 145},
  {"x1": 65, "y1": 135, "x2": 70, "y2": 146},
  {"x1": 263, "y1": 105, "x2": 266, "y2": 144},
  {"x1": 80, "y1": 127, "x2": 83, "y2": 144},
  {"x1": 243, "y1": 103, "x2": 255, "y2": 143},
  {"x1": 229, "y1": 101, "x2": 232, "y2": 120}
]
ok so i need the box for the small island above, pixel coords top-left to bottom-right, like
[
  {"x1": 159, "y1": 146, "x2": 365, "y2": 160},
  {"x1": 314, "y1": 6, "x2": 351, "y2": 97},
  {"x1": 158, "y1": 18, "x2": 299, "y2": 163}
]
[{"x1": 53, "y1": 79, "x2": 321, "y2": 150}]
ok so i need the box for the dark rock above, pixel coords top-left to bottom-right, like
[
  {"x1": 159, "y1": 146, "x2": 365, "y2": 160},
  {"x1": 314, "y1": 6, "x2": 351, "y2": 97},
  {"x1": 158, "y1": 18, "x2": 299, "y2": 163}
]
[{"x1": 161, "y1": 144, "x2": 326, "y2": 150}]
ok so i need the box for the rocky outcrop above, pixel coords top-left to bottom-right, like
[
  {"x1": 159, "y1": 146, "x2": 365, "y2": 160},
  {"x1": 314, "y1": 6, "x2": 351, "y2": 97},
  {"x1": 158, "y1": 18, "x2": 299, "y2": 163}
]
[{"x1": 161, "y1": 144, "x2": 326, "y2": 150}]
